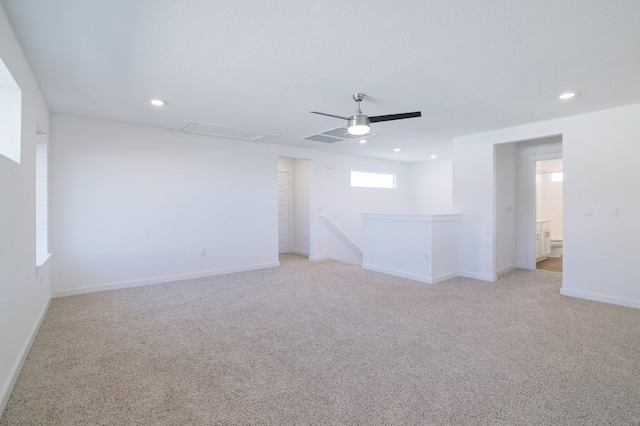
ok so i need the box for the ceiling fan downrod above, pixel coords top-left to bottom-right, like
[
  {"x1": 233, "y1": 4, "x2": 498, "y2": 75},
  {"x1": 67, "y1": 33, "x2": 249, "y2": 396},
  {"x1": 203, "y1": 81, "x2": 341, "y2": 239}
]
[
  {"x1": 353, "y1": 93, "x2": 366, "y2": 115},
  {"x1": 348, "y1": 93, "x2": 370, "y2": 135}
]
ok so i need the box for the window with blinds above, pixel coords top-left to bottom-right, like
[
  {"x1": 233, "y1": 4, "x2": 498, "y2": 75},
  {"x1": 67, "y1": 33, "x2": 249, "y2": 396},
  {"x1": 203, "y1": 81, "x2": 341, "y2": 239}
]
[
  {"x1": 551, "y1": 172, "x2": 563, "y2": 182},
  {"x1": 36, "y1": 135, "x2": 49, "y2": 265}
]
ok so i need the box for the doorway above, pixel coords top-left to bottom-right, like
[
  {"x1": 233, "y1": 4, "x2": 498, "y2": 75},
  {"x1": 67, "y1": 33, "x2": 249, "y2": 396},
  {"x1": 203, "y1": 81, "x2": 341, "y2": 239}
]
[
  {"x1": 494, "y1": 135, "x2": 563, "y2": 275},
  {"x1": 535, "y1": 158, "x2": 563, "y2": 272},
  {"x1": 277, "y1": 157, "x2": 311, "y2": 257}
]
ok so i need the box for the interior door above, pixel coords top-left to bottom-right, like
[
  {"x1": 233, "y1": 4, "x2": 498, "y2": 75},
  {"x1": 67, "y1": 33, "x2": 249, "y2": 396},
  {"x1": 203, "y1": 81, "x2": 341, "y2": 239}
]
[{"x1": 277, "y1": 171, "x2": 291, "y2": 253}]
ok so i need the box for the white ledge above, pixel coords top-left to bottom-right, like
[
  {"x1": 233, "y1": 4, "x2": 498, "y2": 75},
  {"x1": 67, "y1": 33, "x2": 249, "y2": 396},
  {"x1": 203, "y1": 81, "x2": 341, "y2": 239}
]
[
  {"x1": 362, "y1": 213, "x2": 462, "y2": 222},
  {"x1": 36, "y1": 253, "x2": 52, "y2": 267}
]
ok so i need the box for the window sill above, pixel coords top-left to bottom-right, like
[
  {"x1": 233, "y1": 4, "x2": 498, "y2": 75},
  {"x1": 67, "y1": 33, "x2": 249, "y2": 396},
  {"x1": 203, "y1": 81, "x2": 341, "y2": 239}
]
[{"x1": 36, "y1": 253, "x2": 52, "y2": 268}]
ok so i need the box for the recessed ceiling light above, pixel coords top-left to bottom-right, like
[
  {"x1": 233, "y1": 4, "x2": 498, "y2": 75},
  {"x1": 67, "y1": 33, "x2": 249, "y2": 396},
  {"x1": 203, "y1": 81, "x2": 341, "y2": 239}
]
[
  {"x1": 558, "y1": 92, "x2": 576, "y2": 100},
  {"x1": 359, "y1": 139, "x2": 367, "y2": 144},
  {"x1": 393, "y1": 148, "x2": 401, "y2": 152},
  {"x1": 430, "y1": 155, "x2": 437, "y2": 159},
  {"x1": 150, "y1": 99, "x2": 165, "y2": 106}
]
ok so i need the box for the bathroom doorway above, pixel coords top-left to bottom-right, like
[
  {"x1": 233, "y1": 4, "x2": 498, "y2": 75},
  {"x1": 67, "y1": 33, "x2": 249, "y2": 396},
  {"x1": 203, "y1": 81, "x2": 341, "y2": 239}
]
[{"x1": 535, "y1": 158, "x2": 563, "y2": 272}]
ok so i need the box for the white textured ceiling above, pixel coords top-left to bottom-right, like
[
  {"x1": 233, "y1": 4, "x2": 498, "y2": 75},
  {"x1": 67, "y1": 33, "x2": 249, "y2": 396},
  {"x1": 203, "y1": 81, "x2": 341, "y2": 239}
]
[{"x1": 2, "y1": 0, "x2": 640, "y2": 162}]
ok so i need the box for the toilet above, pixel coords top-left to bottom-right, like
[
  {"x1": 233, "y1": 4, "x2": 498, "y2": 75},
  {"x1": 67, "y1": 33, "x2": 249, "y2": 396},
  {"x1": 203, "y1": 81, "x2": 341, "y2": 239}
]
[{"x1": 550, "y1": 237, "x2": 563, "y2": 258}]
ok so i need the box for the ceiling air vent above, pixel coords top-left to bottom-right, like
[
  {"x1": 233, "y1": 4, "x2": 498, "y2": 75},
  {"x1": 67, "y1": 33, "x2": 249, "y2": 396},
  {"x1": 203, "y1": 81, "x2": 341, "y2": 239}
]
[
  {"x1": 303, "y1": 127, "x2": 377, "y2": 144},
  {"x1": 177, "y1": 120, "x2": 277, "y2": 142},
  {"x1": 304, "y1": 134, "x2": 343, "y2": 144}
]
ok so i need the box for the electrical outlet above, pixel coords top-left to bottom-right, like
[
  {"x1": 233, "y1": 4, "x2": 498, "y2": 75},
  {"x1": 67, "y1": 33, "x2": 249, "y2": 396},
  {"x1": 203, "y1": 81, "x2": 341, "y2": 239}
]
[
  {"x1": 585, "y1": 207, "x2": 594, "y2": 217},
  {"x1": 613, "y1": 207, "x2": 623, "y2": 217},
  {"x1": 424, "y1": 253, "x2": 431, "y2": 262},
  {"x1": 201, "y1": 249, "x2": 207, "y2": 257}
]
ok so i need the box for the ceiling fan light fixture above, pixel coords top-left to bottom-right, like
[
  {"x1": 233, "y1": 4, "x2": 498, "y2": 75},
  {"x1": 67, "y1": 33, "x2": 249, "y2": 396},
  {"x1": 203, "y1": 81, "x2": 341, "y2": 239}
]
[{"x1": 347, "y1": 115, "x2": 370, "y2": 135}]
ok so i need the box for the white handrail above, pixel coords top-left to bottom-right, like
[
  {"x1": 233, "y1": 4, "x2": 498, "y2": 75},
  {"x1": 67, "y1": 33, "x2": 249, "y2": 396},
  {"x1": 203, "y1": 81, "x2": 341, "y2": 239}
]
[{"x1": 319, "y1": 215, "x2": 363, "y2": 256}]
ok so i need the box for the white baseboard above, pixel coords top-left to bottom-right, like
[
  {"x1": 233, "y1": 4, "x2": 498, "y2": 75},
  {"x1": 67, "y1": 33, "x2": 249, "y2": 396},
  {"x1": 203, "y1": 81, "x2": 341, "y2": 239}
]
[
  {"x1": 308, "y1": 254, "x2": 328, "y2": 261},
  {"x1": 516, "y1": 262, "x2": 535, "y2": 270},
  {"x1": 560, "y1": 288, "x2": 640, "y2": 310},
  {"x1": 1, "y1": 298, "x2": 50, "y2": 414},
  {"x1": 496, "y1": 264, "x2": 516, "y2": 276},
  {"x1": 431, "y1": 271, "x2": 459, "y2": 284},
  {"x1": 458, "y1": 270, "x2": 497, "y2": 282},
  {"x1": 362, "y1": 264, "x2": 433, "y2": 284},
  {"x1": 51, "y1": 262, "x2": 281, "y2": 298}
]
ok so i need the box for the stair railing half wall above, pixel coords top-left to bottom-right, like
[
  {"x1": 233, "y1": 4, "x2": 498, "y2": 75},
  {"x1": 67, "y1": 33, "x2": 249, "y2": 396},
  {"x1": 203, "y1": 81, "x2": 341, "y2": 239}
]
[{"x1": 319, "y1": 215, "x2": 363, "y2": 257}]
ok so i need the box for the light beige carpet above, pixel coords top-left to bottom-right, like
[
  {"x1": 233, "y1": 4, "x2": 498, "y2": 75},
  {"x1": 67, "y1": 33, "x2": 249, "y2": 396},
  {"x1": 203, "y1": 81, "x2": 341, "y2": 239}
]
[{"x1": 2, "y1": 254, "x2": 640, "y2": 425}]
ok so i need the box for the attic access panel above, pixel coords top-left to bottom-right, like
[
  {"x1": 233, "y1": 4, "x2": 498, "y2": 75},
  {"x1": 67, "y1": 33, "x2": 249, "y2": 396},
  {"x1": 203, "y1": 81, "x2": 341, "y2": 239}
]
[{"x1": 177, "y1": 120, "x2": 278, "y2": 142}]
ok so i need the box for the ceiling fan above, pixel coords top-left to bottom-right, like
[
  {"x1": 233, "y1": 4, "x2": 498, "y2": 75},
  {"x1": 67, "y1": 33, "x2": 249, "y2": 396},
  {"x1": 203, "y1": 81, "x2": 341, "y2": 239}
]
[{"x1": 310, "y1": 93, "x2": 421, "y2": 136}]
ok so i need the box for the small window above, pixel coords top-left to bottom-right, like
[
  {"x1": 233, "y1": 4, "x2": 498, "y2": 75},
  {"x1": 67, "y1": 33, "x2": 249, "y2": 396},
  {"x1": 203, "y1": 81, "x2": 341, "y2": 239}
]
[
  {"x1": 551, "y1": 172, "x2": 563, "y2": 182},
  {"x1": 350, "y1": 170, "x2": 396, "y2": 189},
  {"x1": 0, "y1": 58, "x2": 22, "y2": 163}
]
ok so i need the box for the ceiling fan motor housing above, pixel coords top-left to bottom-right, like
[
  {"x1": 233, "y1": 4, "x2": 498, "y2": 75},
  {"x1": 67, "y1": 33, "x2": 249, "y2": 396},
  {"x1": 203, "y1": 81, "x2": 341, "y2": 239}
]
[{"x1": 348, "y1": 114, "x2": 371, "y2": 135}]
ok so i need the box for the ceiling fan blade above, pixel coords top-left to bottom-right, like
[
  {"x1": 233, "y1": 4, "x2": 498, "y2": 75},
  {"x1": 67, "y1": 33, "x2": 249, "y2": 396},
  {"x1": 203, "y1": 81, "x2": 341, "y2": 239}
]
[
  {"x1": 310, "y1": 111, "x2": 349, "y2": 120},
  {"x1": 368, "y1": 111, "x2": 422, "y2": 123}
]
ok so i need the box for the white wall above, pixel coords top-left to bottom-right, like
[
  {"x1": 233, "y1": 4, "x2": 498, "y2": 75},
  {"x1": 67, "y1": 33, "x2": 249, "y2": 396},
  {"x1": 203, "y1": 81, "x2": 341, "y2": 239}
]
[
  {"x1": 495, "y1": 143, "x2": 517, "y2": 275},
  {"x1": 409, "y1": 160, "x2": 453, "y2": 214},
  {"x1": 452, "y1": 137, "x2": 496, "y2": 281},
  {"x1": 0, "y1": 4, "x2": 51, "y2": 413},
  {"x1": 453, "y1": 103, "x2": 640, "y2": 309},
  {"x1": 49, "y1": 114, "x2": 413, "y2": 294},
  {"x1": 51, "y1": 114, "x2": 280, "y2": 295}
]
